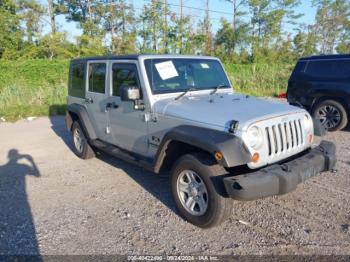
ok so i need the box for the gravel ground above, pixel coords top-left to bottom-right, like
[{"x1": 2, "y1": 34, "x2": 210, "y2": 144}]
[{"x1": 0, "y1": 116, "x2": 349, "y2": 255}]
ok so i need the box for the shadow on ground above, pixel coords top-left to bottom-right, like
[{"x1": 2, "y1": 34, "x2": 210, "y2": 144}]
[
  {"x1": 0, "y1": 149, "x2": 41, "y2": 255},
  {"x1": 49, "y1": 115, "x2": 177, "y2": 214}
]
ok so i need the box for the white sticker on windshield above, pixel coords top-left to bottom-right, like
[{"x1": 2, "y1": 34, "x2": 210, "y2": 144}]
[
  {"x1": 155, "y1": 61, "x2": 179, "y2": 80},
  {"x1": 200, "y1": 63, "x2": 210, "y2": 69}
]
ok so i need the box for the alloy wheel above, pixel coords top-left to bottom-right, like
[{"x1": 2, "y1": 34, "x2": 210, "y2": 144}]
[
  {"x1": 176, "y1": 170, "x2": 208, "y2": 216},
  {"x1": 317, "y1": 105, "x2": 341, "y2": 129}
]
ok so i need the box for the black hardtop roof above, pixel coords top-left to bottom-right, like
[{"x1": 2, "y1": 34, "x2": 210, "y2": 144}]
[{"x1": 299, "y1": 54, "x2": 350, "y2": 61}]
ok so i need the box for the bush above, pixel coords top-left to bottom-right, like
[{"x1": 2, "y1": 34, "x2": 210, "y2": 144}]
[{"x1": 0, "y1": 59, "x2": 68, "y2": 120}]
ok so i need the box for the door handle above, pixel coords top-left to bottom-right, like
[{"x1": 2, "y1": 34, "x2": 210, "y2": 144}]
[
  {"x1": 106, "y1": 102, "x2": 119, "y2": 110},
  {"x1": 85, "y1": 97, "x2": 93, "y2": 104}
]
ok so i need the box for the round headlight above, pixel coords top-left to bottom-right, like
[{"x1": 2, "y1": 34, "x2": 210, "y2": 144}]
[
  {"x1": 303, "y1": 114, "x2": 313, "y2": 133},
  {"x1": 246, "y1": 126, "x2": 263, "y2": 149}
]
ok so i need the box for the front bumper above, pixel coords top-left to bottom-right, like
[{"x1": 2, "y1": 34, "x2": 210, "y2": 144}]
[{"x1": 224, "y1": 141, "x2": 336, "y2": 201}]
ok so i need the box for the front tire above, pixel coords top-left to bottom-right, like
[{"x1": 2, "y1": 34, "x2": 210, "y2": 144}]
[
  {"x1": 71, "y1": 121, "x2": 95, "y2": 159},
  {"x1": 312, "y1": 99, "x2": 348, "y2": 131},
  {"x1": 170, "y1": 153, "x2": 232, "y2": 228}
]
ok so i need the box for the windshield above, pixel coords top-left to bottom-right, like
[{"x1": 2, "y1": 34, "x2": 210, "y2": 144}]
[{"x1": 144, "y1": 58, "x2": 231, "y2": 94}]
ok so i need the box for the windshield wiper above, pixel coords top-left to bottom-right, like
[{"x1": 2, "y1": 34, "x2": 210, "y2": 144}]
[
  {"x1": 175, "y1": 87, "x2": 198, "y2": 100},
  {"x1": 210, "y1": 83, "x2": 230, "y2": 95}
]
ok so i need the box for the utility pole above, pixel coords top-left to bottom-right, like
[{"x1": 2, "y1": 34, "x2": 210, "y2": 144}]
[
  {"x1": 205, "y1": 0, "x2": 211, "y2": 54},
  {"x1": 179, "y1": 0, "x2": 183, "y2": 53},
  {"x1": 152, "y1": 0, "x2": 157, "y2": 52},
  {"x1": 164, "y1": 0, "x2": 168, "y2": 52}
]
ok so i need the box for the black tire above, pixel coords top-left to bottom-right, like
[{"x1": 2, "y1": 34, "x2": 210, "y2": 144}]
[
  {"x1": 312, "y1": 99, "x2": 348, "y2": 132},
  {"x1": 170, "y1": 153, "x2": 232, "y2": 228},
  {"x1": 71, "y1": 121, "x2": 95, "y2": 159}
]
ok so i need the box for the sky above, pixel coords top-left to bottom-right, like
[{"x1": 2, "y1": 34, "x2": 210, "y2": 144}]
[{"x1": 39, "y1": 0, "x2": 317, "y2": 42}]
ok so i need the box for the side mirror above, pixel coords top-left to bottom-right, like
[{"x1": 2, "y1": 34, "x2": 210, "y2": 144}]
[{"x1": 121, "y1": 85, "x2": 141, "y2": 101}]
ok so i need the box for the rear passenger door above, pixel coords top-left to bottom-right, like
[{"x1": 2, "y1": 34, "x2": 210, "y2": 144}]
[{"x1": 85, "y1": 61, "x2": 110, "y2": 141}]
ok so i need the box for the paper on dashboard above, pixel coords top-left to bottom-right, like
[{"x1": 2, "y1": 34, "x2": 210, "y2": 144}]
[{"x1": 155, "y1": 61, "x2": 179, "y2": 80}]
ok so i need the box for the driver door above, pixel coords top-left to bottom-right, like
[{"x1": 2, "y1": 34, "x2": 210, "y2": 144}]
[{"x1": 106, "y1": 61, "x2": 149, "y2": 155}]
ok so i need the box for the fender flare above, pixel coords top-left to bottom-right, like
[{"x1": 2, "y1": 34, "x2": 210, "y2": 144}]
[
  {"x1": 66, "y1": 103, "x2": 97, "y2": 140},
  {"x1": 153, "y1": 125, "x2": 251, "y2": 173}
]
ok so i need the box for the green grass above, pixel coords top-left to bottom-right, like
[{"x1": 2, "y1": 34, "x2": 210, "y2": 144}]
[
  {"x1": 0, "y1": 59, "x2": 293, "y2": 121},
  {"x1": 224, "y1": 63, "x2": 293, "y2": 97},
  {"x1": 0, "y1": 60, "x2": 69, "y2": 121}
]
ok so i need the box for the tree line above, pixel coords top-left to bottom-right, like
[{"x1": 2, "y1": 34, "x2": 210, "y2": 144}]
[{"x1": 0, "y1": 0, "x2": 349, "y2": 63}]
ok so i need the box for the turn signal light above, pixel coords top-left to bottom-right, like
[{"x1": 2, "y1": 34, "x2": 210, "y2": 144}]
[
  {"x1": 309, "y1": 134, "x2": 314, "y2": 143},
  {"x1": 214, "y1": 151, "x2": 223, "y2": 161},
  {"x1": 251, "y1": 152, "x2": 260, "y2": 163}
]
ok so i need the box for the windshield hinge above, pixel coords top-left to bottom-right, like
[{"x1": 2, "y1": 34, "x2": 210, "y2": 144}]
[{"x1": 144, "y1": 112, "x2": 157, "y2": 122}]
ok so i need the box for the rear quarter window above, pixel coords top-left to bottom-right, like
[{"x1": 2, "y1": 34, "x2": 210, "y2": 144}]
[
  {"x1": 290, "y1": 61, "x2": 306, "y2": 79},
  {"x1": 88, "y1": 63, "x2": 106, "y2": 94},
  {"x1": 305, "y1": 59, "x2": 350, "y2": 79},
  {"x1": 69, "y1": 62, "x2": 85, "y2": 98}
]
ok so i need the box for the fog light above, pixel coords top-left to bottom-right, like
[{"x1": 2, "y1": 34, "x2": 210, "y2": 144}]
[
  {"x1": 214, "y1": 151, "x2": 223, "y2": 161},
  {"x1": 251, "y1": 152, "x2": 260, "y2": 163}
]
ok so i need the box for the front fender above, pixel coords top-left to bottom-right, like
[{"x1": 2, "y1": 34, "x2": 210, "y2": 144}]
[{"x1": 153, "y1": 125, "x2": 251, "y2": 172}]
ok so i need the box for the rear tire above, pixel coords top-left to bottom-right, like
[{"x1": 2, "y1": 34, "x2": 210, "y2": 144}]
[
  {"x1": 312, "y1": 99, "x2": 348, "y2": 131},
  {"x1": 170, "y1": 153, "x2": 232, "y2": 228},
  {"x1": 71, "y1": 121, "x2": 95, "y2": 159}
]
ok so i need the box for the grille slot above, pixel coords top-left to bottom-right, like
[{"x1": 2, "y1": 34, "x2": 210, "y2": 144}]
[{"x1": 266, "y1": 119, "x2": 304, "y2": 156}]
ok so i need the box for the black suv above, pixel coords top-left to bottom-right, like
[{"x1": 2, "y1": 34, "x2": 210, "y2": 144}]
[{"x1": 287, "y1": 54, "x2": 350, "y2": 131}]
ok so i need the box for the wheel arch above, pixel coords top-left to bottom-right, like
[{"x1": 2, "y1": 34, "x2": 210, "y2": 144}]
[
  {"x1": 66, "y1": 103, "x2": 97, "y2": 140},
  {"x1": 311, "y1": 95, "x2": 349, "y2": 114},
  {"x1": 153, "y1": 125, "x2": 251, "y2": 174}
]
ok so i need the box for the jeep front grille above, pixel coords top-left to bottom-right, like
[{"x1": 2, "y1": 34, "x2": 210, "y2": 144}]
[{"x1": 265, "y1": 119, "x2": 304, "y2": 157}]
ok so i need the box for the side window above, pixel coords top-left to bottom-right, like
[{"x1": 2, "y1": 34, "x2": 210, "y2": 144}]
[
  {"x1": 70, "y1": 63, "x2": 85, "y2": 90},
  {"x1": 305, "y1": 60, "x2": 350, "y2": 79},
  {"x1": 112, "y1": 63, "x2": 140, "y2": 97},
  {"x1": 88, "y1": 63, "x2": 106, "y2": 94},
  {"x1": 290, "y1": 61, "x2": 306, "y2": 78}
]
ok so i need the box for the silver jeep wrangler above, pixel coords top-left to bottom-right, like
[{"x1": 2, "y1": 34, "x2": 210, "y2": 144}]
[{"x1": 65, "y1": 55, "x2": 336, "y2": 228}]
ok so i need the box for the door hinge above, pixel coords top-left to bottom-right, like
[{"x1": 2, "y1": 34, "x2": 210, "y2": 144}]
[{"x1": 144, "y1": 113, "x2": 157, "y2": 122}]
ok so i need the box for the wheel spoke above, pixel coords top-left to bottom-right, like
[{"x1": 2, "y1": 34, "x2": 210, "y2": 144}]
[
  {"x1": 197, "y1": 197, "x2": 207, "y2": 212},
  {"x1": 178, "y1": 181, "x2": 190, "y2": 193},
  {"x1": 186, "y1": 172, "x2": 196, "y2": 183},
  {"x1": 185, "y1": 196, "x2": 195, "y2": 210},
  {"x1": 197, "y1": 182, "x2": 207, "y2": 194}
]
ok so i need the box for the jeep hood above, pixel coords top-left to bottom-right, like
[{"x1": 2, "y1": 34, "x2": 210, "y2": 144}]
[{"x1": 153, "y1": 92, "x2": 305, "y2": 130}]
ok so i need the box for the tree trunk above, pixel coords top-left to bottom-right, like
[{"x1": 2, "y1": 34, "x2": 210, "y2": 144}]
[
  {"x1": 109, "y1": 0, "x2": 115, "y2": 54},
  {"x1": 47, "y1": 0, "x2": 56, "y2": 34},
  {"x1": 233, "y1": 0, "x2": 236, "y2": 31},
  {"x1": 153, "y1": 21, "x2": 157, "y2": 51}
]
